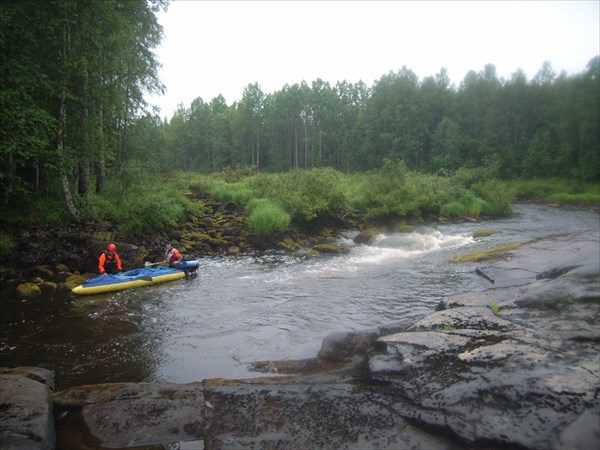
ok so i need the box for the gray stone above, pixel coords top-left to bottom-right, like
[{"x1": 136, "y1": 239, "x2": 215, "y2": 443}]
[
  {"x1": 11, "y1": 229, "x2": 599, "y2": 450},
  {"x1": 0, "y1": 367, "x2": 55, "y2": 450}
]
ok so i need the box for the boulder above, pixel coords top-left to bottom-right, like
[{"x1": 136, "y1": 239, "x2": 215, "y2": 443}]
[
  {"x1": 16, "y1": 282, "x2": 41, "y2": 298},
  {"x1": 311, "y1": 243, "x2": 350, "y2": 255},
  {"x1": 0, "y1": 367, "x2": 55, "y2": 450}
]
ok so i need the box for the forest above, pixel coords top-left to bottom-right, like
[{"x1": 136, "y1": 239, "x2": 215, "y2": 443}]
[{"x1": 1, "y1": 0, "x2": 599, "y2": 237}]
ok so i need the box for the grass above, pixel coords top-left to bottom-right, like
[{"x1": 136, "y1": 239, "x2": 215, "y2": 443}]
[
  {"x1": 449, "y1": 242, "x2": 530, "y2": 263},
  {"x1": 490, "y1": 300, "x2": 500, "y2": 316},
  {"x1": 247, "y1": 199, "x2": 291, "y2": 234},
  {"x1": 7, "y1": 168, "x2": 594, "y2": 240},
  {"x1": 473, "y1": 229, "x2": 500, "y2": 238},
  {"x1": 508, "y1": 178, "x2": 600, "y2": 205}
]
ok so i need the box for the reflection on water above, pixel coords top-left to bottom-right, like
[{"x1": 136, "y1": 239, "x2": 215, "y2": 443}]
[{"x1": 1, "y1": 204, "x2": 598, "y2": 389}]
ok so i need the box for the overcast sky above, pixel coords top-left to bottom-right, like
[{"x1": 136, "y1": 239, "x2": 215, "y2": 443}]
[{"x1": 147, "y1": 0, "x2": 600, "y2": 119}]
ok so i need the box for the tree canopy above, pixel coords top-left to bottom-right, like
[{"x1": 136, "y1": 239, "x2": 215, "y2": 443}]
[{"x1": 1, "y1": 0, "x2": 598, "y2": 225}]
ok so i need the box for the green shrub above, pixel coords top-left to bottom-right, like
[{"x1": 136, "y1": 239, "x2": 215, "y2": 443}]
[
  {"x1": 209, "y1": 182, "x2": 254, "y2": 205},
  {"x1": 440, "y1": 201, "x2": 466, "y2": 218},
  {"x1": 248, "y1": 168, "x2": 347, "y2": 222},
  {"x1": 0, "y1": 231, "x2": 16, "y2": 256},
  {"x1": 361, "y1": 162, "x2": 421, "y2": 220},
  {"x1": 548, "y1": 192, "x2": 600, "y2": 204},
  {"x1": 247, "y1": 199, "x2": 291, "y2": 234},
  {"x1": 471, "y1": 180, "x2": 513, "y2": 216},
  {"x1": 507, "y1": 178, "x2": 596, "y2": 202}
]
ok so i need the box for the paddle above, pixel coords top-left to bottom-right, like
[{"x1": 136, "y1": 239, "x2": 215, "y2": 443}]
[{"x1": 144, "y1": 261, "x2": 166, "y2": 267}]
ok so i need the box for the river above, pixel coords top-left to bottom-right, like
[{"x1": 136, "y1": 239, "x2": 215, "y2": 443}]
[{"x1": 1, "y1": 204, "x2": 598, "y2": 390}]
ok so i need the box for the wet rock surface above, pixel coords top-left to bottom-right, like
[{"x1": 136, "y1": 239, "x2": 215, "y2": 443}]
[
  {"x1": 0, "y1": 367, "x2": 55, "y2": 450},
  {"x1": 0, "y1": 200, "x2": 358, "y2": 297},
  {"x1": 2, "y1": 229, "x2": 598, "y2": 449}
]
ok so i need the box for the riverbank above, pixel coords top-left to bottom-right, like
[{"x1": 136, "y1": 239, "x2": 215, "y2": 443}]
[
  {"x1": 2, "y1": 196, "x2": 597, "y2": 298},
  {"x1": 0, "y1": 196, "x2": 363, "y2": 298},
  {"x1": 2, "y1": 228, "x2": 598, "y2": 449}
]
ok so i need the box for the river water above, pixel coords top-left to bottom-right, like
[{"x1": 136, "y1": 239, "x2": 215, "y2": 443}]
[{"x1": 1, "y1": 204, "x2": 598, "y2": 390}]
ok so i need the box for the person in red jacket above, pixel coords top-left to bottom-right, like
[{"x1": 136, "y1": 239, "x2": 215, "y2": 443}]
[
  {"x1": 98, "y1": 243, "x2": 122, "y2": 275},
  {"x1": 165, "y1": 243, "x2": 183, "y2": 268}
]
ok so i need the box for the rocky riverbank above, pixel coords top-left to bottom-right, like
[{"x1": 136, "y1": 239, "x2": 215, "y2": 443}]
[
  {"x1": 0, "y1": 198, "x2": 361, "y2": 298},
  {"x1": 2, "y1": 228, "x2": 598, "y2": 449}
]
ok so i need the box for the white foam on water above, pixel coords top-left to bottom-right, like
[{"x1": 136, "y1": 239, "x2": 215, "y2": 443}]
[{"x1": 261, "y1": 228, "x2": 475, "y2": 282}]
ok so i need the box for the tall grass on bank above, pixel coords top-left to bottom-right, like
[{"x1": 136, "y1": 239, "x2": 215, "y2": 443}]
[
  {"x1": 508, "y1": 178, "x2": 600, "y2": 205},
  {"x1": 8, "y1": 163, "x2": 596, "y2": 240},
  {"x1": 247, "y1": 199, "x2": 291, "y2": 234},
  {"x1": 248, "y1": 168, "x2": 347, "y2": 221}
]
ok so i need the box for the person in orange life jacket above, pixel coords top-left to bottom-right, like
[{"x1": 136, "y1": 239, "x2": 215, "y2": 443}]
[
  {"x1": 98, "y1": 243, "x2": 122, "y2": 276},
  {"x1": 165, "y1": 243, "x2": 183, "y2": 268}
]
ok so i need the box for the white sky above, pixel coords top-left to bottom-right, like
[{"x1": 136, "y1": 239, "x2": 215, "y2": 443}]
[{"x1": 147, "y1": 0, "x2": 600, "y2": 119}]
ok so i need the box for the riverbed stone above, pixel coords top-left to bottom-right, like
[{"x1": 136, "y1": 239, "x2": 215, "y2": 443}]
[
  {"x1": 0, "y1": 367, "x2": 55, "y2": 450},
  {"x1": 53, "y1": 382, "x2": 210, "y2": 448},
  {"x1": 15, "y1": 282, "x2": 42, "y2": 298},
  {"x1": 311, "y1": 243, "x2": 350, "y2": 255},
  {"x1": 7, "y1": 229, "x2": 600, "y2": 449}
]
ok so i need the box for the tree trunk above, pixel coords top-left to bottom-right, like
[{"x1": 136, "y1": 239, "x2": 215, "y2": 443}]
[
  {"x1": 78, "y1": 161, "x2": 89, "y2": 195},
  {"x1": 58, "y1": 9, "x2": 79, "y2": 222},
  {"x1": 294, "y1": 118, "x2": 298, "y2": 169},
  {"x1": 303, "y1": 117, "x2": 308, "y2": 168},
  {"x1": 96, "y1": 109, "x2": 105, "y2": 194}
]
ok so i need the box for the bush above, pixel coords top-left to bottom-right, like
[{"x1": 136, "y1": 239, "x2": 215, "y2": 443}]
[
  {"x1": 548, "y1": 192, "x2": 600, "y2": 204},
  {"x1": 471, "y1": 180, "x2": 513, "y2": 215},
  {"x1": 247, "y1": 199, "x2": 290, "y2": 234},
  {"x1": 248, "y1": 168, "x2": 347, "y2": 222},
  {"x1": 440, "y1": 201, "x2": 466, "y2": 218},
  {"x1": 0, "y1": 231, "x2": 16, "y2": 256},
  {"x1": 209, "y1": 182, "x2": 254, "y2": 206}
]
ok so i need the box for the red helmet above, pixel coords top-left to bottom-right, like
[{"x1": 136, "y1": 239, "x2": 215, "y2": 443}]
[{"x1": 107, "y1": 244, "x2": 117, "y2": 252}]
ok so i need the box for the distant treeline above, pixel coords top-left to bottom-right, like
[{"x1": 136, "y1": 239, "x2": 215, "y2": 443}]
[
  {"x1": 1, "y1": 0, "x2": 598, "y2": 223},
  {"x1": 161, "y1": 59, "x2": 599, "y2": 181}
]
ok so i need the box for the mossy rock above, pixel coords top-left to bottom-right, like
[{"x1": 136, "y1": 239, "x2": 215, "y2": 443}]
[
  {"x1": 209, "y1": 238, "x2": 229, "y2": 248},
  {"x1": 196, "y1": 218, "x2": 215, "y2": 229},
  {"x1": 64, "y1": 274, "x2": 87, "y2": 291},
  {"x1": 354, "y1": 228, "x2": 379, "y2": 245},
  {"x1": 227, "y1": 246, "x2": 240, "y2": 255},
  {"x1": 182, "y1": 231, "x2": 212, "y2": 242},
  {"x1": 56, "y1": 271, "x2": 74, "y2": 283},
  {"x1": 449, "y1": 242, "x2": 529, "y2": 263},
  {"x1": 16, "y1": 282, "x2": 42, "y2": 298},
  {"x1": 393, "y1": 221, "x2": 414, "y2": 233},
  {"x1": 277, "y1": 238, "x2": 299, "y2": 252},
  {"x1": 304, "y1": 249, "x2": 320, "y2": 258},
  {"x1": 54, "y1": 263, "x2": 71, "y2": 273},
  {"x1": 39, "y1": 281, "x2": 58, "y2": 294},
  {"x1": 312, "y1": 243, "x2": 350, "y2": 255},
  {"x1": 30, "y1": 266, "x2": 55, "y2": 281},
  {"x1": 473, "y1": 229, "x2": 501, "y2": 238}
]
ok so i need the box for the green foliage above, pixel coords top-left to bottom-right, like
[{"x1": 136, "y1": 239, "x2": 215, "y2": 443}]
[
  {"x1": 548, "y1": 192, "x2": 600, "y2": 205},
  {"x1": 80, "y1": 173, "x2": 207, "y2": 235},
  {"x1": 490, "y1": 300, "x2": 500, "y2": 316},
  {"x1": 440, "y1": 201, "x2": 467, "y2": 218},
  {"x1": 248, "y1": 168, "x2": 347, "y2": 222},
  {"x1": 209, "y1": 182, "x2": 254, "y2": 206},
  {"x1": 0, "y1": 231, "x2": 16, "y2": 256},
  {"x1": 470, "y1": 180, "x2": 513, "y2": 215},
  {"x1": 507, "y1": 179, "x2": 599, "y2": 205},
  {"x1": 361, "y1": 160, "x2": 421, "y2": 220},
  {"x1": 247, "y1": 199, "x2": 291, "y2": 234},
  {"x1": 410, "y1": 174, "x2": 459, "y2": 215}
]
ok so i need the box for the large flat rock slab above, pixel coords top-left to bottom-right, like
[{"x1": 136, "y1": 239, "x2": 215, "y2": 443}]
[
  {"x1": 372, "y1": 229, "x2": 600, "y2": 449},
  {"x1": 0, "y1": 367, "x2": 55, "y2": 450},
  {"x1": 8, "y1": 229, "x2": 599, "y2": 449}
]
